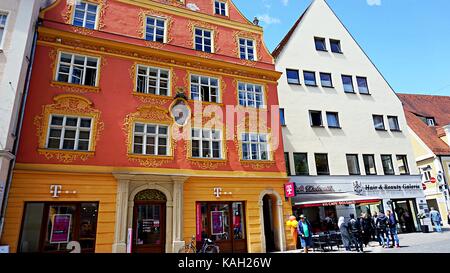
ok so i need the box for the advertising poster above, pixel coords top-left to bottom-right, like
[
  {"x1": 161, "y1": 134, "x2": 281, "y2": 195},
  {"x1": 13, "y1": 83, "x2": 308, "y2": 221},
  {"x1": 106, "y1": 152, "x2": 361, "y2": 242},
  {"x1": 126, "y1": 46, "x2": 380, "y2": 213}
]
[
  {"x1": 50, "y1": 214, "x2": 72, "y2": 244},
  {"x1": 211, "y1": 211, "x2": 224, "y2": 235}
]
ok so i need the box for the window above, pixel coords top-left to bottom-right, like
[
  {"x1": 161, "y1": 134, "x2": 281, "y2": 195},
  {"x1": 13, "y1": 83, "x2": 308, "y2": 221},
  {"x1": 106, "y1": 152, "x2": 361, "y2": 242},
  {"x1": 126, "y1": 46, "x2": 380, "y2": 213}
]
[
  {"x1": 0, "y1": 12, "x2": 8, "y2": 46},
  {"x1": 286, "y1": 69, "x2": 300, "y2": 85},
  {"x1": 280, "y1": 108, "x2": 286, "y2": 126},
  {"x1": 396, "y1": 155, "x2": 410, "y2": 175},
  {"x1": 309, "y1": 111, "x2": 323, "y2": 127},
  {"x1": 214, "y1": 0, "x2": 227, "y2": 16},
  {"x1": 326, "y1": 112, "x2": 340, "y2": 128},
  {"x1": 133, "y1": 123, "x2": 169, "y2": 156},
  {"x1": 192, "y1": 128, "x2": 222, "y2": 159},
  {"x1": 346, "y1": 154, "x2": 360, "y2": 175},
  {"x1": 136, "y1": 65, "x2": 170, "y2": 96},
  {"x1": 356, "y1": 77, "x2": 369, "y2": 94},
  {"x1": 195, "y1": 28, "x2": 213, "y2": 53},
  {"x1": 73, "y1": 1, "x2": 98, "y2": 29},
  {"x1": 56, "y1": 52, "x2": 99, "y2": 86},
  {"x1": 293, "y1": 153, "x2": 309, "y2": 176},
  {"x1": 304, "y1": 71, "x2": 317, "y2": 86},
  {"x1": 320, "y1": 73, "x2": 333, "y2": 88},
  {"x1": 373, "y1": 115, "x2": 385, "y2": 130},
  {"x1": 363, "y1": 154, "x2": 377, "y2": 175},
  {"x1": 426, "y1": 118, "x2": 435, "y2": 126},
  {"x1": 145, "y1": 17, "x2": 166, "y2": 43},
  {"x1": 285, "y1": 153, "x2": 291, "y2": 176},
  {"x1": 242, "y1": 133, "x2": 269, "y2": 161},
  {"x1": 315, "y1": 153, "x2": 329, "y2": 175},
  {"x1": 239, "y1": 38, "x2": 255, "y2": 61},
  {"x1": 388, "y1": 116, "x2": 400, "y2": 131},
  {"x1": 381, "y1": 155, "x2": 395, "y2": 175},
  {"x1": 342, "y1": 75, "x2": 354, "y2": 93},
  {"x1": 330, "y1": 39, "x2": 342, "y2": 53},
  {"x1": 314, "y1": 37, "x2": 327, "y2": 51},
  {"x1": 46, "y1": 115, "x2": 92, "y2": 151},
  {"x1": 238, "y1": 82, "x2": 264, "y2": 108},
  {"x1": 191, "y1": 75, "x2": 220, "y2": 103}
]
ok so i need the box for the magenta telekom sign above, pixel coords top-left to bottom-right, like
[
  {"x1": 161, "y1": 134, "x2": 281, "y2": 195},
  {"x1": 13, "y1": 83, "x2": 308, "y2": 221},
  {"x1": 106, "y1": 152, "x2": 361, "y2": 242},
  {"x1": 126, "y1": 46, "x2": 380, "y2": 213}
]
[{"x1": 284, "y1": 182, "x2": 296, "y2": 198}]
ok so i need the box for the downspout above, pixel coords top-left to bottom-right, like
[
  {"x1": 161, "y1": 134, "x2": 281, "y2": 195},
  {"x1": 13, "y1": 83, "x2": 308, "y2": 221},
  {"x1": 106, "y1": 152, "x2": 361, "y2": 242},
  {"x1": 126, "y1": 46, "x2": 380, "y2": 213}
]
[{"x1": 0, "y1": 18, "x2": 40, "y2": 239}]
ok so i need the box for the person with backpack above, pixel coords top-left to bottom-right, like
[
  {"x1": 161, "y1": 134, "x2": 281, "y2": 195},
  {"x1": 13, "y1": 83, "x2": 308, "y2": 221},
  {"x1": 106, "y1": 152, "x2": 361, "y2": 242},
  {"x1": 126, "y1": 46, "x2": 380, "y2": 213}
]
[
  {"x1": 376, "y1": 212, "x2": 389, "y2": 247},
  {"x1": 386, "y1": 210, "x2": 400, "y2": 248},
  {"x1": 347, "y1": 214, "x2": 364, "y2": 252}
]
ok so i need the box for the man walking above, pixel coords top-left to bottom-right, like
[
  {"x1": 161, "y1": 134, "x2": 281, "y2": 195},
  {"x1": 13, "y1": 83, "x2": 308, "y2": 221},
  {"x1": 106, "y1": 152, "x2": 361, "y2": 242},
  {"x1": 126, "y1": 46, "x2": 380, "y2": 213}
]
[
  {"x1": 430, "y1": 207, "x2": 443, "y2": 233},
  {"x1": 347, "y1": 214, "x2": 364, "y2": 252},
  {"x1": 376, "y1": 212, "x2": 388, "y2": 247},
  {"x1": 297, "y1": 215, "x2": 313, "y2": 253},
  {"x1": 386, "y1": 210, "x2": 400, "y2": 248}
]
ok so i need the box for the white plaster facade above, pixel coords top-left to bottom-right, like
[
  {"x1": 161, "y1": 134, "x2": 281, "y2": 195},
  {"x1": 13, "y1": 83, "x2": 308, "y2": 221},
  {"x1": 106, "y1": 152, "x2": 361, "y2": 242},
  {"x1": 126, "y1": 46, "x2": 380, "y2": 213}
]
[{"x1": 274, "y1": 0, "x2": 427, "y2": 228}]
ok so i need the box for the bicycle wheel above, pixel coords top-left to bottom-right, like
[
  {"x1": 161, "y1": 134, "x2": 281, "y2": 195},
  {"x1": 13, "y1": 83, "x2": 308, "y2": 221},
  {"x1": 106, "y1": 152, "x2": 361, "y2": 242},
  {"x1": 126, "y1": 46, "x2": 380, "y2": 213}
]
[{"x1": 204, "y1": 245, "x2": 219, "y2": 253}]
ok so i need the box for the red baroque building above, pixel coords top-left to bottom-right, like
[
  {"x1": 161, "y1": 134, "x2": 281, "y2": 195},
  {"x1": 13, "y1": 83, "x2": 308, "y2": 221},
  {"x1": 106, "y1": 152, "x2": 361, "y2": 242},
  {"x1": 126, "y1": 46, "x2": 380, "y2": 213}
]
[{"x1": 0, "y1": 0, "x2": 293, "y2": 253}]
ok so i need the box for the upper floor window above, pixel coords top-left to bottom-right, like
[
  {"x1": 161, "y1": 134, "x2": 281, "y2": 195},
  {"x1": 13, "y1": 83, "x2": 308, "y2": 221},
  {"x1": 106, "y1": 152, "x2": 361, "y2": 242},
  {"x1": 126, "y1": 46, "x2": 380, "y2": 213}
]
[
  {"x1": 285, "y1": 152, "x2": 291, "y2": 176},
  {"x1": 326, "y1": 112, "x2": 340, "y2": 128},
  {"x1": 214, "y1": 0, "x2": 227, "y2": 16},
  {"x1": 315, "y1": 153, "x2": 330, "y2": 175},
  {"x1": 294, "y1": 153, "x2": 309, "y2": 176},
  {"x1": 286, "y1": 69, "x2": 300, "y2": 85},
  {"x1": 145, "y1": 17, "x2": 166, "y2": 43},
  {"x1": 242, "y1": 133, "x2": 269, "y2": 161},
  {"x1": 388, "y1": 116, "x2": 400, "y2": 131},
  {"x1": 381, "y1": 155, "x2": 395, "y2": 175},
  {"x1": 342, "y1": 75, "x2": 354, "y2": 93},
  {"x1": 280, "y1": 108, "x2": 286, "y2": 126},
  {"x1": 330, "y1": 39, "x2": 342, "y2": 53},
  {"x1": 133, "y1": 123, "x2": 169, "y2": 156},
  {"x1": 309, "y1": 110, "x2": 323, "y2": 127},
  {"x1": 373, "y1": 115, "x2": 385, "y2": 130},
  {"x1": 314, "y1": 37, "x2": 327, "y2": 51},
  {"x1": 320, "y1": 73, "x2": 333, "y2": 88},
  {"x1": 363, "y1": 154, "x2": 377, "y2": 175},
  {"x1": 346, "y1": 154, "x2": 360, "y2": 175},
  {"x1": 46, "y1": 115, "x2": 92, "y2": 151},
  {"x1": 195, "y1": 28, "x2": 213, "y2": 53},
  {"x1": 73, "y1": 1, "x2": 98, "y2": 29},
  {"x1": 239, "y1": 38, "x2": 255, "y2": 61},
  {"x1": 304, "y1": 71, "x2": 317, "y2": 86},
  {"x1": 0, "y1": 12, "x2": 8, "y2": 47},
  {"x1": 396, "y1": 155, "x2": 410, "y2": 175},
  {"x1": 192, "y1": 128, "x2": 222, "y2": 159},
  {"x1": 136, "y1": 65, "x2": 170, "y2": 96},
  {"x1": 356, "y1": 76, "x2": 369, "y2": 94},
  {"x1": 56, "y1": 52, "x2": 99, "y2": 86},
  {"x1": 426, "y1": 117, "x2": 436, "y2": 126},
  {"x1": 238, "y1": 82, "x2": 264, "y2": 108},
  {"x1": 190, "y1": 75, "x2": 220, "y2": 103}
]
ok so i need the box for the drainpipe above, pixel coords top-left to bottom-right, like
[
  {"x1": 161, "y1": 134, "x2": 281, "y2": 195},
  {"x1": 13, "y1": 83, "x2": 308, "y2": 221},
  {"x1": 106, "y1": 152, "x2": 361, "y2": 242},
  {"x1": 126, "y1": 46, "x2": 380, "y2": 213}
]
[{"x1": 0, "y1": 18, "x2": 40, "y2": 239}]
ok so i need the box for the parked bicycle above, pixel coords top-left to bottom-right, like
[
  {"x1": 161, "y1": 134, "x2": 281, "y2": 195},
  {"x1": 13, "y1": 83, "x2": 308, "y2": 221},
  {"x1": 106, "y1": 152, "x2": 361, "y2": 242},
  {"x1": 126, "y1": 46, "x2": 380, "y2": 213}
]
[{"x1": 178, "y1": 236, "x2": 220, "y2": 253}]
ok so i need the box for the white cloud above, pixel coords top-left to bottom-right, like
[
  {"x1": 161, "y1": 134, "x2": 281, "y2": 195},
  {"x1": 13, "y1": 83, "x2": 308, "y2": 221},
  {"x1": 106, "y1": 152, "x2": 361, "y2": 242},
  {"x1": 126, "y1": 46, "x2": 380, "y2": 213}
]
[
  {"x1": 257, "y1": 14, "x2": 281, "y2": 25},
  {"x1": 282, "y1": 0, "x2": 289, "y2": 6},
  {"x1": 367, "y1": 0, "x2": 381, "y2": 6}
]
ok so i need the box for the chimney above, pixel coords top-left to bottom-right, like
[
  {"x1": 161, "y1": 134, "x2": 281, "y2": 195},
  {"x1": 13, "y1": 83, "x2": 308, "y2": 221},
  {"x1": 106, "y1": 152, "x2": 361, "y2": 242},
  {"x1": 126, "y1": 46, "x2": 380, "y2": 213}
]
[{"x1": 253, "y1": 17, "x2": 259, "y2": 26}]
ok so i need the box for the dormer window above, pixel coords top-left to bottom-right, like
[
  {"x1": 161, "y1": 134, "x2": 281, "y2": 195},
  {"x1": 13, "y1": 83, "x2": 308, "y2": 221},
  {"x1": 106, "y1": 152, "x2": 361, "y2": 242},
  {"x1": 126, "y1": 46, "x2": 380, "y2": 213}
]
[
  {"x1": 214, "y1": 0, "x2": 228, "y2": 16},
  {"x1": 426, "y1": 118, "x2": 436, "y2": 126}
]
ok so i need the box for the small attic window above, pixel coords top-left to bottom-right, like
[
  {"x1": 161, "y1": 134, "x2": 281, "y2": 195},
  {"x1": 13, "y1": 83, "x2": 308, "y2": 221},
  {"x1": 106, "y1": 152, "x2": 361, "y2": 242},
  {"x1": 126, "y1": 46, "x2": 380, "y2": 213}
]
[
  {"x1": 214, "y1": 0, "x2": 228, "y2": 16},
  {"x1": 426, "y1": 118, "x2": 436, "y2": 126}
]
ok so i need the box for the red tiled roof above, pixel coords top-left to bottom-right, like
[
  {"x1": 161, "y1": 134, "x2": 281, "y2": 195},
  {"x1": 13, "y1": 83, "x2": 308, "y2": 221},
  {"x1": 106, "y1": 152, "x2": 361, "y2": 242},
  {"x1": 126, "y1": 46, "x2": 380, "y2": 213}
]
[{"x1": 397, "y1": 93, "x2": 450, "y2": 155}]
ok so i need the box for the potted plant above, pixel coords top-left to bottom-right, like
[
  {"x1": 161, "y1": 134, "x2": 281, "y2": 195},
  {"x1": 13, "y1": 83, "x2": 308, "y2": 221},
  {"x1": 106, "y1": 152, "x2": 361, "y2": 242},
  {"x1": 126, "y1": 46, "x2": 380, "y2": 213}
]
[{"x1": 417, "y1": 212, "x2": 429, "y2": 233}]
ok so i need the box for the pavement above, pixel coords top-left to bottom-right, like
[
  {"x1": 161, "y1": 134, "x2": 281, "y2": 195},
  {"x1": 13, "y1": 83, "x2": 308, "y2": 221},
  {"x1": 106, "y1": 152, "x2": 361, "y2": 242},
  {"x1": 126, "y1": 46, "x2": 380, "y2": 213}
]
[{"x1": 278, "y1": 228, "x2": 450, "y2": 253}]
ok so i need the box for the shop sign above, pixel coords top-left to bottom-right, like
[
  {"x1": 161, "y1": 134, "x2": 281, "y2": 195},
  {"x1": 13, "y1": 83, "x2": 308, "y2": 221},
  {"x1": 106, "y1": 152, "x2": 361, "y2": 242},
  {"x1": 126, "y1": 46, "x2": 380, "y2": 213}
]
[
  {"x1": 296, "y1": 185, "x2": 336, "y2": 194},
  {"x1": 50, "y1": 214, "x2": 72, "y2": 244},
  {"x1": 50, "y1": 185, "x2": 77, "y2": 198},
  {"x1": 213, "y1": 187, "x2": 232, "y2": 198},
  {"x1": 353, "y1": 181, "x2": 422, "y2": 194},
  {"x1": 322, "y1": 201, "x2": 355, "y2": 206},
  {"x1": 284, "y1": 183, "x2": 296, "y2": 198},
  {"x1": 211, "y1": 211, "x2": 224, "y2": 235}
]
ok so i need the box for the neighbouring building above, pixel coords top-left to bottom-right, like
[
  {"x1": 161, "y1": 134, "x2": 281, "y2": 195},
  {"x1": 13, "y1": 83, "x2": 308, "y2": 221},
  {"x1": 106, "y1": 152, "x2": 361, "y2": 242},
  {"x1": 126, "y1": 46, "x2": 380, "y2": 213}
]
[
  {"x1": 0, "y1": 0, "x2": 292, "y2": 253},
  {"x1": 0, "y1": 0, "x2": 50, "y2": 242},
  {"x1": 273, "y1": 0, "x2": 431, "y2": 234},
  {"x1": 398, "y1": 93, "x2": 450, "y2": 224}
]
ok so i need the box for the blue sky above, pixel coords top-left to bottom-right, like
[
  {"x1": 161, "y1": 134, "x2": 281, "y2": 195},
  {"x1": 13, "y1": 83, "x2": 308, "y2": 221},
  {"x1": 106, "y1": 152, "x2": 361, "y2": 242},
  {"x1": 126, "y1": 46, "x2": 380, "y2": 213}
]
[{"x1": 233, "y1": 0, "x2": 450, "y2": 96}]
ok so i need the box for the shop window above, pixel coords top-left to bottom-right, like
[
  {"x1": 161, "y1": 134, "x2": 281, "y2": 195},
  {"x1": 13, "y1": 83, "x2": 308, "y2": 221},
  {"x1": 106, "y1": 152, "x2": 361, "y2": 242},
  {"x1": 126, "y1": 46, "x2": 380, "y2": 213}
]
[
  {"x1": 56, "y1": 52, "x2": 99, "y2": 86},
  {"x1": 133, "y1": 123, "x2": 169, "y2": 156},
  {"x1": 136, "y1": 65, "x2": 170, "y2": 96},
  {"x1": 72, "y1": 1, "x2": 98, "y2": 29},
  {"x1": 363, "y1": 154, "x2": 377, "y2": 175},
  {"x1": 293, "y1": 153, "x2": 309, "y2": 176},
  {"x1": 396, "y1": 155, "x2": 410, "y2": 175},
  {"x1": 381, "y1": 154, "x2": 395, "y2": 175},
  {"x1": 46, "y1": 115, "x2": 92, "y2": 151},
  {"x1": 315, "y1": 153, "x2": 330, "y2": 175},
  {"x1": 145, "y1": 16, "x2": 166, "y2": 43},
  {"x1": 191, "y1": 128, "x2": 222, "y2": 159},
  {"x1": 191, "y1": 74, "x2": 220, "y2": 103},
  {"x1": 238, "y1": 82, "x2": 264, "y2": 108},
  {"x1": 346, "y1": 154, "x2": 360, "y2": 175},
  {"x1": 19, "y1": 202, "x2": 99, "y2": 253}
]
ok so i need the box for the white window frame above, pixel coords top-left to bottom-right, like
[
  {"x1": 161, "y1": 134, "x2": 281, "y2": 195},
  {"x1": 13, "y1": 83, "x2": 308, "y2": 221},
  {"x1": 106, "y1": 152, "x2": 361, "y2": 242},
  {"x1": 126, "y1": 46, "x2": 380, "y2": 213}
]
[
  {"x1": 241, "y1": 133, "x2": 270, "y2": 161},
  {"x1": 190, "y1": 74, "x2": 220, "y2": 103},
  {"x1": 145, "y1": 16, "x2": 167, "y2": 43},
  {"x1": 136, "y1": 64, "x2": 171, "y2": 96},
  {"x1": 45, "y1": 115, "x2": 93, "y2": 151},
  {"x1": 194, "y1": 27, "x2": 214, "y2": 53},
  {"x1": 132, "y1": 123, "x2": 170, "y2": 156},
  {"x1": 72, "y1": 1, "x2": 99, "y2": 30},
  {"x1": 214, "y1": 0, "x2": 228, "y2": 16},
  {"x1": 426, "y1": 118, "x2": 435, "y2": 126},
  {"x1": 239, "y1": 38, "x2": 256, "y2": 61},
  {"x1": 0, "y1": 10, "x2": 10, "y2": 51},
  {"x1": 238, "y1": 82, "x2": 265, "y2": 108},
  {"x1": 55, "y1": 52, "x2": 100, "y2": 86},
  {"x1": 191, "y1": 128, "x2": 223, "y2": 159}
]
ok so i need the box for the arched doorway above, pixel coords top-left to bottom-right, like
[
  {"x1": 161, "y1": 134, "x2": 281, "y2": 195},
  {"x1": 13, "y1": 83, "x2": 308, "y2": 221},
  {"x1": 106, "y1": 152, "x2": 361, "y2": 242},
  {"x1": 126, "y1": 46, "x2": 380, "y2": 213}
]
[
  {"x1": 262, "y1": 195, "x2": 276, "y2": 252},
  {"x1": 132, "y1": 189, "x2": 167, "y2": 253}
]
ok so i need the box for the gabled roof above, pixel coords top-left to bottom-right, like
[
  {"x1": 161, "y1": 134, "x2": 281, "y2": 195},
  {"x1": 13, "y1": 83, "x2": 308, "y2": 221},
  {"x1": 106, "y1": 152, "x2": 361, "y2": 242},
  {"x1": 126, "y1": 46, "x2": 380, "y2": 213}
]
[{"x1": 398, "y1": 93, "x2": 450, "y2": 155}]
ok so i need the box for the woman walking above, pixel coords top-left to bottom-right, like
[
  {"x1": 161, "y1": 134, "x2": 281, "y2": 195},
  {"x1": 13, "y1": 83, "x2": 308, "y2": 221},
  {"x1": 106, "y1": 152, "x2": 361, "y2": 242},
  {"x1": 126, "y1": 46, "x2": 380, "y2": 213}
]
[
  {"x1": 361, "y1": 213, "x2": 373, "y2": 247},
  {"x1": 338, "y1": 216, "x2": 351, "y2": 251}
]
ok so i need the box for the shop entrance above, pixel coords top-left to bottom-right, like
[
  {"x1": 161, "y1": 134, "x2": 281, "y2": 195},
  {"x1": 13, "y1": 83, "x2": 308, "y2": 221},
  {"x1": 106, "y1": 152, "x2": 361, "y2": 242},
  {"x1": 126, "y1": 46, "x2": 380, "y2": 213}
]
[
  {"x1": 391, "y1": 199, "x2": 420, "y2": 233},
  {"x1": 262, "y1": 195, "x2": 275, "y2": 252},
  {"x1": 132, "y1": 190, "x2": 167, "y2": 253}
]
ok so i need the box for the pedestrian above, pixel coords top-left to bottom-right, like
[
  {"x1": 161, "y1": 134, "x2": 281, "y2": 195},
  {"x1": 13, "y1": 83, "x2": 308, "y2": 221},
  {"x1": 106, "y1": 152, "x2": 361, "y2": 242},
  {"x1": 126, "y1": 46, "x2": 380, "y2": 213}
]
[
  {"x1": 376, "y1": 212, "x2": 388, "y2": 247},
  {"x1": 448, "y1": 211, "x2": 450, "y2": 226},
  {"x1": 430, "y1": 207, "x2": 443, "y2": 233},
  {"x1": 386, "y1": 210, "x2": 400, "y2": 248},
  {"x1": 297, "y1": 215, "x2": 313, "y2": 253},
  {"x1": 360, "y1": 213, "x2": 372, "y2": 247},
  {"x1": 338, "y1": 216, "x2": 351, "y2": 251},
  {"x1": 347, "y1": 214, "x2": 364, "y2": 252},
  {"x1": 372, "y1": 212, "x2": 378, "y2": 242}
]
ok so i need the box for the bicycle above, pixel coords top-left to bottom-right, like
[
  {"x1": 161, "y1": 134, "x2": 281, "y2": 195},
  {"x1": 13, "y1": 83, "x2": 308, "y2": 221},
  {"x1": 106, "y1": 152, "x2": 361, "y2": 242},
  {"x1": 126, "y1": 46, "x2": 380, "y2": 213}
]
[{"x1": 178, "y1": 236, "x2": 220, "y2": 253}]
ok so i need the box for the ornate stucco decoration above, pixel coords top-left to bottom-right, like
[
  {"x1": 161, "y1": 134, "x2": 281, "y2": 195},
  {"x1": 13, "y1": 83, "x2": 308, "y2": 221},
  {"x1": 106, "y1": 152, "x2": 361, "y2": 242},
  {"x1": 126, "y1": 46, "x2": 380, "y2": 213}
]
[
  {"x1": 134, "y1": 189, "x2": 167, "y2": 201},
  {"x1": 232, "y1": 30, "x2": 262, "y2": 67},
  {"x1": 186, "y1": 20, "x2": 221, "y2": 56},
  {"x1": 151, "y1": 0, "x2": 186, "y2": 8},
  {"x1": 138, "y1": 8, "x2": 174, "y2": 49},
  {"x1": 34, "y1": 94, "x2": 104, "y2": 163}
]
